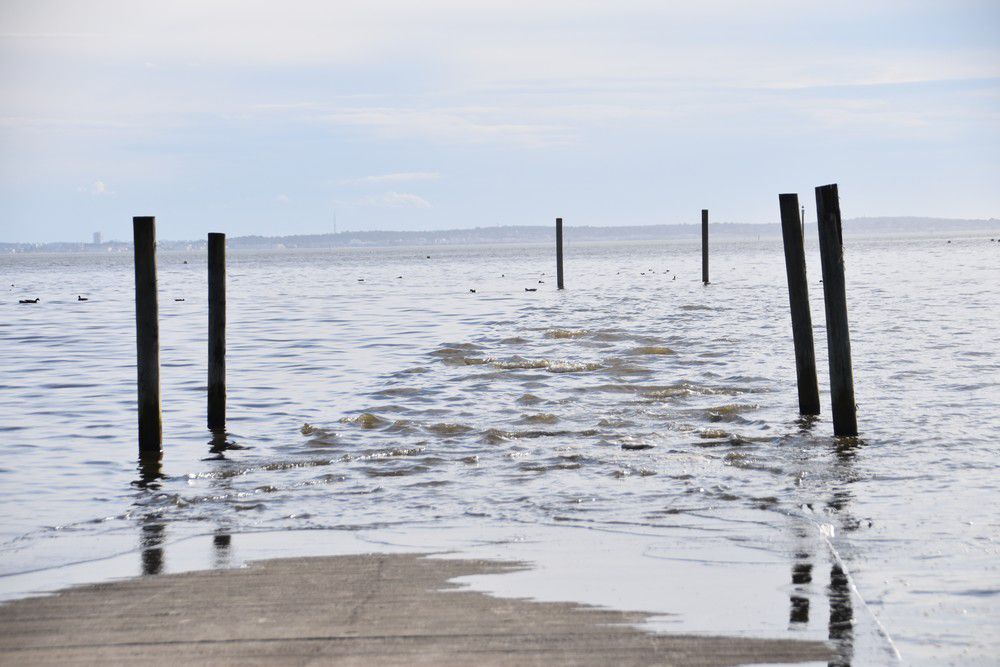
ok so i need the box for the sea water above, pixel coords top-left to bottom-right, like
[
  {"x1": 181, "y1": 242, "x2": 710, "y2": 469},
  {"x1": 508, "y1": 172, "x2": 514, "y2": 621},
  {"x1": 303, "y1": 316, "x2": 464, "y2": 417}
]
[{"x1": 0, "y1": 236, "x2": 997, "y2": 665}]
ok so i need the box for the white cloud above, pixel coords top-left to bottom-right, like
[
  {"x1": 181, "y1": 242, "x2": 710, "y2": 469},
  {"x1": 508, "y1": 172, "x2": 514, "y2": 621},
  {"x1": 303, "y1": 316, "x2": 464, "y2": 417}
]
[
  {"x1": 320, "y1": 107, "x2": 574, "y2": 147},
  {"x1": 340, "y1": 171, "x2": 440, "y2": 187},
  {"x1": 275, "y1": 194, "x2": 290, "y2": 204},
  {"x1": 358, "y1": 191, "x2": 432, "y2": 209},
  {"x1": 77, "y1": 180, "x2": 111, "y2": 195}
]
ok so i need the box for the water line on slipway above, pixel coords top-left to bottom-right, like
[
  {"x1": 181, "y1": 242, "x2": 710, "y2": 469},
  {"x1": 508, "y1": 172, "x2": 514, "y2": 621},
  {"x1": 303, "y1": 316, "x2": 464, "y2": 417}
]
[
  {"x1": 0, "y1": 514, "x2": 895, "y2": 664},
  {"x1": 819, "y1": 529, "x2": 902, "y2": 662}
]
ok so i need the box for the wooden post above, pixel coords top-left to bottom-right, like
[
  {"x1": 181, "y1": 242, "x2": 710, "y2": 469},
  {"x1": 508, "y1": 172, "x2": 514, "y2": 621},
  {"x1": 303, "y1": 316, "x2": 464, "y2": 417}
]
[
  {"x1": 779, "y1": 194, "x2": 820, "y2": 415},
  {"x1": 133, "y1": 216, "x2": 162, "y2": 453},
  {"x1": 556, "y1": 217, "x2": 564, "y2": 289},
  {"x1": 208, "y1": 232, "x2": 226, "y2": 431},
  {"x1": 815, "y1": 184, "x2": 858, "y2": 436},
  {"x1": 701, "y1": 209, "x2": 709, "y2": 284}
]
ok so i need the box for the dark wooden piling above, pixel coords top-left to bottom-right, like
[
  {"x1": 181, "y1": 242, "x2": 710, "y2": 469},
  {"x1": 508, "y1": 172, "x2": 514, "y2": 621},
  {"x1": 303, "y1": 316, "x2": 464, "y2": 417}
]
[
  {"x1": 779, "y1": 194, "x2": 820, "y2": 415},
  {"x1": 701, "y1": 209, "x2": 709, "y2": 284},
  {"x1": 556, "y1": 217, "x2": 565, "y2": 289},
  {"x1": 208, "y1": 232, "x2": 226, "y2": 431},
  {"x1": 133, "y1": 216, "x2": 162, "y2": 453},
  {"x1": 814, "y1": 184, "x2": 858, "y2": 436}
]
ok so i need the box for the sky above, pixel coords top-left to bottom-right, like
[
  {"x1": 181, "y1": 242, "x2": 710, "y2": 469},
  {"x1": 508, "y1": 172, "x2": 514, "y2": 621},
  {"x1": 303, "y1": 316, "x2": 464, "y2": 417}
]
[{"x1": 1, "y1": 0, "x2": 998, "y2": 242}]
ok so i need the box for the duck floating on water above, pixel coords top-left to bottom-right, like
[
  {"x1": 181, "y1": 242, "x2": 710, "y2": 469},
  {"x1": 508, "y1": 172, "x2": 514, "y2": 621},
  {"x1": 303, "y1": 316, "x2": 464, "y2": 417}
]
[
  {"x1": 19, "y1": 298, "x2": 39, "y2": 304},
  {"x1": 524, "y1": 288, "x2": 537, "y2": 292},
  {"x1": 77, "y1": 295, "x2": 88, "y2": 301}
]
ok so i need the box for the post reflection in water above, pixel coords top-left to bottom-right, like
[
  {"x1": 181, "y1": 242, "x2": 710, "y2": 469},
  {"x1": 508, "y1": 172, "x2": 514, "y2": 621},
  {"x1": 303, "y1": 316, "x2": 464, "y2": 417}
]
[
  {"x1": 795, "y1": 414, "x2": 820, "y2": 433},
  {"x1": 134, "y1": 449, "x2": 163, "y2": 489},
  {"x1": 206, "y1": 429, "x2": 245, "y2": 460},
  {"x1": 140, "y1": 522, "x2": 165, "y2": 576}
]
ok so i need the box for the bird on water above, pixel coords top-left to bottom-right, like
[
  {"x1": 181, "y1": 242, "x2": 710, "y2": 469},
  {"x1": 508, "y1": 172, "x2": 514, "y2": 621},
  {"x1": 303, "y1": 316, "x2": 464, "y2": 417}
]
[
  {"x1": 78, "y1": 295, "x2": 88, "y2": 301},
  {"x1": 19, "y1": 298, "x2": 39, "y2": 304}
]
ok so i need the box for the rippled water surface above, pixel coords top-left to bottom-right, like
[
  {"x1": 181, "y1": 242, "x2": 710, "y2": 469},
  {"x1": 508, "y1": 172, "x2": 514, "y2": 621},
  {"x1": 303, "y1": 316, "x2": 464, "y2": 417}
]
[{"x1": 1, "y1": 237, "x2": 997, "y2": 665}]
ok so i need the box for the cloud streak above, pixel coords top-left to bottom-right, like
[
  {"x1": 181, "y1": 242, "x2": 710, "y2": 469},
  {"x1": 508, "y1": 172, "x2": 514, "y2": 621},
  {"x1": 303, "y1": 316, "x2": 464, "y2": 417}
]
[
  {"x1": 356, "y1": 191, "x2": 432, "y2": 209},
  {"x1": 340, "y1": 171, "x2": 440, "y2": 187}
]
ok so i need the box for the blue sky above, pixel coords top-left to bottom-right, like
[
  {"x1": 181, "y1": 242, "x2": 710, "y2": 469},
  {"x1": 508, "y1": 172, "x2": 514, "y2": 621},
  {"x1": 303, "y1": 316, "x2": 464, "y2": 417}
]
[{"x1": 1, "y1": 0, "x2": 998, "y2": 242}]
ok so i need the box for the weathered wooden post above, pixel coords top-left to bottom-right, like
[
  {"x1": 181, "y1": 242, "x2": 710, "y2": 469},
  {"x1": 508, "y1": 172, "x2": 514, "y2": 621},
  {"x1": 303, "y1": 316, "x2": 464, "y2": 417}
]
[
  {"x1": 208, "y1": 232, "x2": 226, "y2": 431},
  {"x1": 815, "y1": 184, "x2": 858, "y2": 436},
  {"x1": 133, "y1": 216, "x2": 162, "y2": 453},
  {"x1": 701, "y1": 209, "x2": 709, "y2": 284},
  {"x1": 779, "y1": 194, "x2": 820, "y2": 415},
  {"x1": 556, "y1": 217, "x2": 565, "y2": 289}
]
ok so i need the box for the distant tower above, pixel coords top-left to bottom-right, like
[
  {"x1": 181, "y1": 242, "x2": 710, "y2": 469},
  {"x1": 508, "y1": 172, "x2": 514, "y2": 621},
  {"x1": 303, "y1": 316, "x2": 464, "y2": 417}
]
[{"x1": 92, "y1": 231, "x2": 102, "y2": 245}]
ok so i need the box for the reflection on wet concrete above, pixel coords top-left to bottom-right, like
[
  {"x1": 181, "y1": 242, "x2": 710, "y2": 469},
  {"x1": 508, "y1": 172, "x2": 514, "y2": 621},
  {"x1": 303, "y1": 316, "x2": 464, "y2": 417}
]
[
  {"x1": 825, "y1": 436, "x2": 860, "y2": 665},
  {"x1": 828, "y1": 563, "x2": 854, "y2": 666},
  {"x1": 792, "y1": 561, "x2": 813, "y2": 585},
  {"x1": 140, "y1": 523, "x2": 165, "y2": 576},
  {"x1": 789, "y1": 594, "x2": 810, "y2": 625},
  {"x1": 789, "y1": 558, "x2": 813, "y2": 626},
  {"x1": 213, "y1": 533, "x2": 232, "y2": 569}
]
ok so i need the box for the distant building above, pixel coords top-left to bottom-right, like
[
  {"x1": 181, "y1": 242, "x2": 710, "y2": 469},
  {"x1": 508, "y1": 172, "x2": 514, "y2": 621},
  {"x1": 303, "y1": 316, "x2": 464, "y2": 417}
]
[{"x1": 92, "y1": 231, "x2": 102, "y2": 245}]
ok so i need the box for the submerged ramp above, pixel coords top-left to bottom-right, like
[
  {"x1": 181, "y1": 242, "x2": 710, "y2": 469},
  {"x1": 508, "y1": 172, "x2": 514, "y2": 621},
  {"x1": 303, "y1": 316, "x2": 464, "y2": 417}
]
[{"x1": 0, "y1": 552, "x2": 832, "y2": 666}]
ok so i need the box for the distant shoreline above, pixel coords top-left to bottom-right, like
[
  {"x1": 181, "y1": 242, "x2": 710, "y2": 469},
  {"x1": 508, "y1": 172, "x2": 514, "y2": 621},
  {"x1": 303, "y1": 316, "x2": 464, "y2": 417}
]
[{"x1": 2, "y1": 217, "x2": 997, "y2": 253}]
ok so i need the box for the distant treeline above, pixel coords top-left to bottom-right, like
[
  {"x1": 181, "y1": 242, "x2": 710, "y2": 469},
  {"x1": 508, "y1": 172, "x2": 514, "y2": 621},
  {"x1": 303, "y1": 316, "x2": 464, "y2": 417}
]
[{"x1": 3, "y1": 217, "x2": 997, "y2": 253}]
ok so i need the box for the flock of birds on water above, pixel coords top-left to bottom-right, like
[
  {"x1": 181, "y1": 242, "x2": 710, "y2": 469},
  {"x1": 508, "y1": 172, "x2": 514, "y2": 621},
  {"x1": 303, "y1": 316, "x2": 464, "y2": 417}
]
[
  {"x1": 13, "y1": 292, "x2": 185, "y2": 304},
  {"x1": 11, "y1": 238, "x2": 998, "y2": 305}
]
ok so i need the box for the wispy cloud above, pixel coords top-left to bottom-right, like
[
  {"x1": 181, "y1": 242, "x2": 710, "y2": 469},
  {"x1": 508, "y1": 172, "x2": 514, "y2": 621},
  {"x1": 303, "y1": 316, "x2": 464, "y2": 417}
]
[
  {"x1": 357, "y1": 191, "x2": 432, "y2": 209},
  {"x1": 76, "y1": 180, "x2": 112, "y2": 196},
  {"x1": 321, "y1": 107, "x2": 574, "y2": 147},
  {"x1": 340, "y1": 171, "x2": 440, "y2": 187}
]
